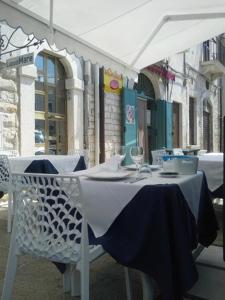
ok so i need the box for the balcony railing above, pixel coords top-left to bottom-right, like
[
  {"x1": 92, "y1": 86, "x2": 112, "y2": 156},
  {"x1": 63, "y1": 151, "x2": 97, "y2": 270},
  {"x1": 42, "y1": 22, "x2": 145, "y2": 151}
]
[{"x1": 203, "y1": 38, "x2": 225, "y2": 67}]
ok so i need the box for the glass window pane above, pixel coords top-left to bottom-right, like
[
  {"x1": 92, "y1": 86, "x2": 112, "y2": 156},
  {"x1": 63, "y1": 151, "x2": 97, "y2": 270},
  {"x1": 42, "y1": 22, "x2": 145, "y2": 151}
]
[
  {"x1": 48, "y1": 89, "x2": 56, "y2": 112},
  {"x1": 35, "y1": 68, "x2": 44, "y2": 91},
  {"x1": 57, "y1": 97, "x2": 65, "y2": 114},
  {"x1": 49, "y1": 120, "x2": 57, "y2": 154},
  {"x1": 35, "y1": 119, "x2": 45, "y2": 155},
  {"x1": 47, "y1": 57, "x2": 55, "y2": 84},
  {"x1": 35, "y1": 54, "x2": 44, "y2": 71},
  {"x1": 35, "y1": 94, "x2": 45, "y2": 111},
  {"x1": 58, "y1": 120, "x2": 65, "y2": 145}
]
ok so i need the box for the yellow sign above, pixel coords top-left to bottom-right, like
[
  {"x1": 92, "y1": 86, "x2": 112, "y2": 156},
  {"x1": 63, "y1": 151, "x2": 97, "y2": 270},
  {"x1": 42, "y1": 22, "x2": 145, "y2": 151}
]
[{"x1": 104, "y1": 69, "x2": 123, "y2": 95}]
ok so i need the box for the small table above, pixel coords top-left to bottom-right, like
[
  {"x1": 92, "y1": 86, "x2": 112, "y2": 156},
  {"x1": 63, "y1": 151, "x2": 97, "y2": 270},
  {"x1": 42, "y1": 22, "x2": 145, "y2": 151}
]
[{"x1": 198, "y1": 153, "x2": 223, "y2": 198}]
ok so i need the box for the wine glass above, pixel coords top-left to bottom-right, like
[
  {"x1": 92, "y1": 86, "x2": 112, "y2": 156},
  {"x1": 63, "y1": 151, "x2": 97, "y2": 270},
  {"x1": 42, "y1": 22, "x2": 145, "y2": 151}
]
[
  {"x1": 114, "y1": 145, "x2": 127, "y2": 168},
  {"x1": 130, "y1": 146, "x2": 144, "y2": 173}
]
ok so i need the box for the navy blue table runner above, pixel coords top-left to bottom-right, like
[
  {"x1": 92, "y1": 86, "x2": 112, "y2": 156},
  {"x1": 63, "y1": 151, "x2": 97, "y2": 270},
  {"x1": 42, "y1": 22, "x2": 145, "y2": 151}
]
[{"x1": 90, "y1": 174, "x2": 218, "y2": 300}]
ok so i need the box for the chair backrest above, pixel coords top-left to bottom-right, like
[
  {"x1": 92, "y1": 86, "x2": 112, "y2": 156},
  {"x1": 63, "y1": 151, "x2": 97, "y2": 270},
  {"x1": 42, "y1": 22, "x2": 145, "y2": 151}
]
[
  {"x1": 172, "y1": 148, "x2": 184, "y2": 156},
  {"x1": 176, "y1": 156, "x2": 199, "y2": 175},
  {"x1": 151, "y1": 149, "x2": 166, "y2": 165},
  {"x1": 12, "y1": 173, "x2": 86, "y2": 264},
  {"x1": 0, "y1": 155, "x2": 11, "y2": 191},
  {"x1": 68, "y1": 149, "x2": 89, "y2": 167},
  {"x1": 0, "y1": 150, "x2": 18, "y2": 158},
  {"x1": 198, "y1": 149, "x2": 207, "y2": 156}
]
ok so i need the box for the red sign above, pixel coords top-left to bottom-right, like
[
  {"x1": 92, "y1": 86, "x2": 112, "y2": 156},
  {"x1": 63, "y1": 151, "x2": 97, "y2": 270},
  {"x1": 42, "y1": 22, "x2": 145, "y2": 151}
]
[{"x1": 147, "y1": 65, "x2": 175, "y2": 81}]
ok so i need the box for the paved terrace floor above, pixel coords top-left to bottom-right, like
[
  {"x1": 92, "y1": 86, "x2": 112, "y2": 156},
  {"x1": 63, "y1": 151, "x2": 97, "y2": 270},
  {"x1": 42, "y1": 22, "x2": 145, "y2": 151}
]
[{"x1": 0, "y1": 200, "x2": 225, "y2": 300}]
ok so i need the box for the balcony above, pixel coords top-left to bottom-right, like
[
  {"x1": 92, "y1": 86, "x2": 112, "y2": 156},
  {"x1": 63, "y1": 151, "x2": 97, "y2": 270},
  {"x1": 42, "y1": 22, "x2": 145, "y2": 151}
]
[{"x1": 200, "y1": 38, "x2": 225, "y2": 81}]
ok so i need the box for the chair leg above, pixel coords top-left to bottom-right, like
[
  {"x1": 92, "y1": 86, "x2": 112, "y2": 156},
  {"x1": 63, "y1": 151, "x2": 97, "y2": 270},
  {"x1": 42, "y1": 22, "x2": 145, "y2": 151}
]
[
  {"x1": 63, "y1": 264, "x2": 71, "y2": 293},
  {"x1": 124, "y1": 267, "x2": 132, "y2": 300},
  {"x1": 7, "y1": 191, "x2": 13, "y2": 233},
  {"x1": 70, "y1": 266, "x2": 81, "y2": 297},
  {"x1": 1, "y1": 223, "x2": 18, "y2": 299},
  {"x1": 140, "y1": 272, "x2": 155, "y2": 300},
  {"x1": 80, "y1": 259, "x2": 89, "y2": 300}
]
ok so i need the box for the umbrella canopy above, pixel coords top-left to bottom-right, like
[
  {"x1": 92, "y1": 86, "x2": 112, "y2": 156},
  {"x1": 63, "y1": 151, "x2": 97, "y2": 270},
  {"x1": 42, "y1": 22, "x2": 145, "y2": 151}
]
[{"x1": 1, "y1": 0, "x2": 225, "y2": 72}]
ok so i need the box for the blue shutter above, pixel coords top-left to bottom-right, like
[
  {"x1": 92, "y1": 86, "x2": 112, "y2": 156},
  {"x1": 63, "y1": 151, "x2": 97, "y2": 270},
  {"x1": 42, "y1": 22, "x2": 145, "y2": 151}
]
[
  {"x1": 151, "y1": 100, "x2": 173, "y2": 149},
  {"x1": 166, "y1": 102, "x2": 173, "y2": 148}
]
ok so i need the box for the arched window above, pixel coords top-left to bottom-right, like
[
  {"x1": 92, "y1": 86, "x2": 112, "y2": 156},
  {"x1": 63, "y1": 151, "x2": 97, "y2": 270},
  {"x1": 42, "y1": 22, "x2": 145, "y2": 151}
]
[
  {"x1": 35, "y1": 52, "x2": 67, "y2": 155},
  {"x1": 134, "y1": 73, "x2": 155, "y2": 99}
]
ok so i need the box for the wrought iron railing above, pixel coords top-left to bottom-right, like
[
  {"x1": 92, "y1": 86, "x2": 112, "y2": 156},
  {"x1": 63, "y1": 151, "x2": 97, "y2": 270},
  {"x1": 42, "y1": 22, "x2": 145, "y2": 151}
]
[{"x1": 203, "y1": 37, "x2": 225, "y2": 67}]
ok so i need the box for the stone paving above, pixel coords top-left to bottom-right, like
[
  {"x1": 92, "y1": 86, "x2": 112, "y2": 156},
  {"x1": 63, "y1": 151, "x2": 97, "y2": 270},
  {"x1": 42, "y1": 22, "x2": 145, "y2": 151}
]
[{"x1": 0, "y1": 205, "x2": 142, "y2": 300}]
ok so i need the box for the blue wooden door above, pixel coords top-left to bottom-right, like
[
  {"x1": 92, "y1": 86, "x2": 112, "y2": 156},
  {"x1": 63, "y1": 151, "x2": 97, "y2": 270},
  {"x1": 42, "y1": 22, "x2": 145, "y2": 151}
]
[
  {"x1": 151, "y1": 100, "x2": 173, "y2": 149},
  {"x1": 166, "y1": 102, "x2": 173, "y2": 148},
  {"x1": 122, "y1": 88, "x2": 137, "y2": 164}
]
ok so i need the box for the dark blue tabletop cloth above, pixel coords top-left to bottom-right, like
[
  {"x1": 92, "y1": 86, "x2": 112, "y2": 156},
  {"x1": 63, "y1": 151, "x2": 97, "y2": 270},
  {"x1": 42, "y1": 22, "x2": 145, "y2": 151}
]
[
  {"x1": 24, "y1": 156, "x2": 86, "y2": 174},
  {"x1": 90, "y1": 173, "x2": 218, "y2": 300}
]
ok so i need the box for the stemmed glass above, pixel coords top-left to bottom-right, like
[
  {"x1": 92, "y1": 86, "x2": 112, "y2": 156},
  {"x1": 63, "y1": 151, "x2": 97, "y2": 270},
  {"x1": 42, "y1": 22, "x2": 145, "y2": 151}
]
[
  {"x1": 130, "y1": 146, "x2": 144, "y2": 173},
  {"x1": 114, "y1": 145, "x2": 127, "y2": 169}
]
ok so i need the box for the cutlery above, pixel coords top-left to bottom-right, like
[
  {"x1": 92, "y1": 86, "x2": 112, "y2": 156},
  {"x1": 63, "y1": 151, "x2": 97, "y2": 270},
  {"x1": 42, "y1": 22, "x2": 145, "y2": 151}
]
[{"x1": 125, "y1": 176, "x2": 147, "y2": 183}]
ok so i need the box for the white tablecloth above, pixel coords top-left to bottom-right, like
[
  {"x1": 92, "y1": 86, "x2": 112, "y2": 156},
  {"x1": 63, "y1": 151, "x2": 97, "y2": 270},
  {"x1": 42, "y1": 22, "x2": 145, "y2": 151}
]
[
  {"x1": 75, "y1": 167, "x2": 203, "y2": 237},
  {"x1": 9, "y1": 155, "x2": 81, "y2": 174},
  {"x1": 198, "y1": 153, "x2": 223, "y2": 192}
]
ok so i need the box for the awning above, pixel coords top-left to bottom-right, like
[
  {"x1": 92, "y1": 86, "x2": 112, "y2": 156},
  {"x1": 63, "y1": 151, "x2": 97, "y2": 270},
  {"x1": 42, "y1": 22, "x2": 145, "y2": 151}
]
[{"x1": 1, "y1": 0, "x2": 225, "y2": 74}]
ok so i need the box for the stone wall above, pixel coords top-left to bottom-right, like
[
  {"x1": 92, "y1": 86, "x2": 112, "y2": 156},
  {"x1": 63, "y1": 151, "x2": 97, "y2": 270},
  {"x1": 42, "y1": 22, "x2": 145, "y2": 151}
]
[
  {"x1": 0, "y1": 67, "x2": 18, "y2": 151},
  {"x1": 104, "y1": 92, "x2": 122, "y2": 160},
  {"x1": 84, "y1": 78, "x2": 95, "y2": 166}
]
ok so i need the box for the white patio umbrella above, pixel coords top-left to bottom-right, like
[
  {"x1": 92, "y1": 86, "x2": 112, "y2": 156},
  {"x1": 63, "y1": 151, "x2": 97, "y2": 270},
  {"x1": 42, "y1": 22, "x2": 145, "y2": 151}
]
[{"x1": 0, "y1": 0, "x2": 225, "y2": 72}]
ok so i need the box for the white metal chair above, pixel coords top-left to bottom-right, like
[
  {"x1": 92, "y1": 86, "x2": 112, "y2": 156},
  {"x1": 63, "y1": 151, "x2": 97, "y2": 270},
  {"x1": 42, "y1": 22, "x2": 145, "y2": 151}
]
[
  {"x1": 0, "y1": 154, "x2": 14, "y2": 232},
  {"x1": 151, "y1": 149, "x2": 166, "y2": 165},
  {"x1": 198, "y1": 149, "x2": 207, "y2": 156},
  {"x1": 0, "y1": 150, "x2": 18, "y2": 158},
  {"x1": 172, "y1": 148, "x2": 184, "y2": 156},
  {"x1": 1, "y1": 173, "x2": 105, "y2": 300},
  {"x1": 1, "y1": 173, "x2": 132, "y2": 300}
]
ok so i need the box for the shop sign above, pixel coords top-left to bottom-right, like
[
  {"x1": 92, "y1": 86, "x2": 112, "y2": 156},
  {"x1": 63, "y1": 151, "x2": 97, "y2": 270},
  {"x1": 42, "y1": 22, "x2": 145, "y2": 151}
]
[
  {"x1": 104, "y1": 69, "x2": 123, "y2": 95},
  {"x1": 6, "y1": 53, "x2": 34, "y2": 69}
]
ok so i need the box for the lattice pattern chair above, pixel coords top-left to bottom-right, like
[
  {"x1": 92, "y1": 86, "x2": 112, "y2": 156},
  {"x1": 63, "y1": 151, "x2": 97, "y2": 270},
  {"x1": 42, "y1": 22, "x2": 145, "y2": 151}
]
[
  {"x1": 1, "y1": 173, "x2": 132, "y2": 300},
  {"x1": 151, "y1": 149, "x2": 166, "y2": 165},
  {"x1": 1, "y1": 173, "x2": 105, "y2": 300},
  {"x1": 172, "y1": 148, "x2": 184, "y2": 156},
  {"x1": 0, "y1": 150, "x2": 18, "y2": 158},
  {"x1": 198, "y1": 149, "x2": 207, "y2": 156},
  {"x1": 0, "y1": 154, "x2": 14, "y2": 232}
]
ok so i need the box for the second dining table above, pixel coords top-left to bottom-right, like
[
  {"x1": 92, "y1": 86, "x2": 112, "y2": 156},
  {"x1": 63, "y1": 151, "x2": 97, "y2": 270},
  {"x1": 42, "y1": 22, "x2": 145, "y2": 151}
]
[
  {"x1": 198, "y1": 152, "x2": 223, "y2": 198},
  {"x1": 9, "y1": 154, "x2": 86, "y2": 174},
  {"x1": 71, "y1": 165, "x2": 218, "y2": 300}
]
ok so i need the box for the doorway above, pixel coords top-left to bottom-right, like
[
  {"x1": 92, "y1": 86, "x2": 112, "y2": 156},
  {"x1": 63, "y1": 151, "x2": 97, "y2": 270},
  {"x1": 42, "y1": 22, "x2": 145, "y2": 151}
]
[{"x1": 35, "y1": 52, "x2": 67, "y2": 155}]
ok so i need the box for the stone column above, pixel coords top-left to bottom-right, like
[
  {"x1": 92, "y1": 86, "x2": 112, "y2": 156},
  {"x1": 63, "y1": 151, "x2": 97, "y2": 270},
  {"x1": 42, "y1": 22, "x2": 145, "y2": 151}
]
[
  {"x1": 18, "y1": 65, "x2": 37, "y2": 156},
  {"x1": 65, "y1": 77, "x2": 84, "y2": 152}
]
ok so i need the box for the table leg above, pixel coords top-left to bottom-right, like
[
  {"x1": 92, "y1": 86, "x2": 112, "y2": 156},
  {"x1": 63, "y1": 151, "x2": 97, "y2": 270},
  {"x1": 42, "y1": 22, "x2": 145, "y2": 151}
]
[{"x1": 140, "y1": 272, "x2": 156, "y2": 300}]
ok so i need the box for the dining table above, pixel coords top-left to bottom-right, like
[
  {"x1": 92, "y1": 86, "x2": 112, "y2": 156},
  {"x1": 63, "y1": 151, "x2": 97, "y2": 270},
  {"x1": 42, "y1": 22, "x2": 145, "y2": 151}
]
[
  {"x1": 69, "y1": 164, "x2": 218, "y2": 300},
  {"x1": 198, "y1": 152, "x2": 223, "y2": 198},
  {"x1": 9, "y1": 154, "x2": 86, "y2": 174}
]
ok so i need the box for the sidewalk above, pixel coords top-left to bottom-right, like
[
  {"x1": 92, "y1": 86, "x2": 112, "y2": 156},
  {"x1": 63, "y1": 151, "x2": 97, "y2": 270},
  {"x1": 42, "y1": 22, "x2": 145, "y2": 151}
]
[{"x1": 0, "y1": 205, "x2": 142, "y2": 300}]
